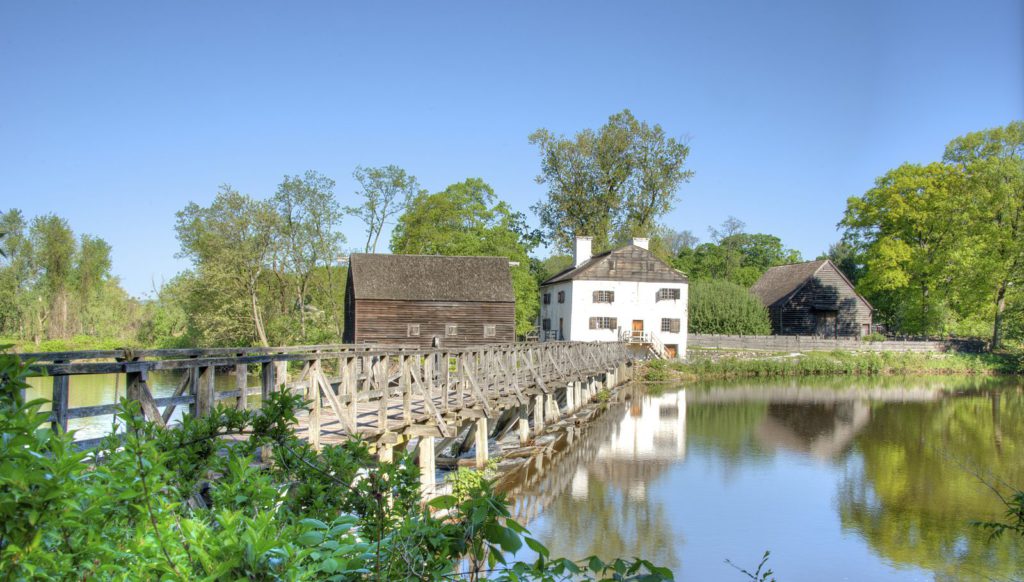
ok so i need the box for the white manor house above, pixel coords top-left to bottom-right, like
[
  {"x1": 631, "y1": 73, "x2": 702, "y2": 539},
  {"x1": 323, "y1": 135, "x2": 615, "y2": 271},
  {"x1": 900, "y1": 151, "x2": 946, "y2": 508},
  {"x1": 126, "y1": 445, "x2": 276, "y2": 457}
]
[{"x1": 538, "y1": 236, "x2": 689, "y2": 359}]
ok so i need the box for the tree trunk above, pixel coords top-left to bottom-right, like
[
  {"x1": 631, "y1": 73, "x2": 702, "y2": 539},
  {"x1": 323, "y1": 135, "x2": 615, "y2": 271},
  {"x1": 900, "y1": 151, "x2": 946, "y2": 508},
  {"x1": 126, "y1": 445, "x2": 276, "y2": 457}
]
[
  {"x1": 250, "y1": 287, "x2": 270, "y2": 348},
  {"x1": 991, "y1": 280, "x2": 1007, "y2": 351}
]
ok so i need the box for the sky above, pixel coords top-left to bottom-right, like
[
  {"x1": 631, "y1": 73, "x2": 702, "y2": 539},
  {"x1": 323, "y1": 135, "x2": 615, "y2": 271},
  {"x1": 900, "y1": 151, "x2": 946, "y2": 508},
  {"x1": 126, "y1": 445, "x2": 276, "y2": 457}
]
[{"x1": 1, "y1": 0, "x2": 1021, "y2": 298}]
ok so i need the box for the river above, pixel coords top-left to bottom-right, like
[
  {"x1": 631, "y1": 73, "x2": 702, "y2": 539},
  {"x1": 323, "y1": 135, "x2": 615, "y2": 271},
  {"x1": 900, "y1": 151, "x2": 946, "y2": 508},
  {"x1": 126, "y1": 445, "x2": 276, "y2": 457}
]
[{"x1": 502, "y1": 376, "x2": 1024, "y2": 581}]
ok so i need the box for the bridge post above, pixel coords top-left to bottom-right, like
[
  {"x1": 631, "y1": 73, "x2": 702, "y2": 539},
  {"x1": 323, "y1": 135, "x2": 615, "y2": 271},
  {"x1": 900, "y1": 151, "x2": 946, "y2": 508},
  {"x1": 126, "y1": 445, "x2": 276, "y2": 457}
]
[
  {"x1": 419, "y1": 436, "x2": 436, "y2": 495},
  {"x1": 546, "y1": 393, "x2": 559, "y2": 420},
  {"x1": 518, "y1": 406, "x2": 530, "y2": 445},
  {"x1": 308, "y1": 359, "x2": 321, "y2": 451},
  {"x1": 235, "y1": 362, "x2": 248, "y2": 410},
  {"x1": 533, "y1": 394, "x2": 544, "y2": 432},
  {"x1": 196, "y1": 366, "x2": 215, "y2": 418},
  {"x1": 475, "y1": 417, "x2": 489, "y2": 468},
  {"x1": 565, "y1": 382, "x2": 575, "y2": 412}
]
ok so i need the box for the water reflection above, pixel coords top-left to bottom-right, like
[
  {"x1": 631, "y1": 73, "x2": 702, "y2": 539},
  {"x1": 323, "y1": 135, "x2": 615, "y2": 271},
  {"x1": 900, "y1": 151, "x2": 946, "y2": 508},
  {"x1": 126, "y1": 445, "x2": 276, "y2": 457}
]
[
  {"x1": 504, "y1": 377, "x2": 1024, "y2": 581},
  {"x1": 25, "y1": 371, "x2": 250, "y2": 441}
]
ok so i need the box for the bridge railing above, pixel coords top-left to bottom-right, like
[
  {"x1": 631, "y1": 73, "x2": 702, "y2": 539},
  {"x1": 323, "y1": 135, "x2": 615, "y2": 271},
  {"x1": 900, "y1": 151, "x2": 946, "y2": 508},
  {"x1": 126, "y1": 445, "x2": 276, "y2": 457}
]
[{"x1": 14, "y1": 341, "x2": 634, "y2": 449}]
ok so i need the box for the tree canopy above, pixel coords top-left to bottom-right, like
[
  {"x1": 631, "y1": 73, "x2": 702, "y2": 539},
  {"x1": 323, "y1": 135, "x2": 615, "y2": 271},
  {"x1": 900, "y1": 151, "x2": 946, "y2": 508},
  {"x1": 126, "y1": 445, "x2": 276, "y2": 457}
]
[
  {"x1": 391, "y1": 178, "x2": 541, "y2": 335},
  {"x1": 530, "y1": 109, "x2": 693, "y2": 253}
]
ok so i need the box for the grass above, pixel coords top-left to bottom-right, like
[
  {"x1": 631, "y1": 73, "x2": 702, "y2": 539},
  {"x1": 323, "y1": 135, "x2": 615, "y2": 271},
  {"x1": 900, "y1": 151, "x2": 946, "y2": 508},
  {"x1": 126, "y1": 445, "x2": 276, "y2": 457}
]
[
  {"x1": 649, "y1": 350, "x2": 1022, "y2": 381},
  {"x1": 1, "y1": 335, "x2": 139, "y2": 354}
]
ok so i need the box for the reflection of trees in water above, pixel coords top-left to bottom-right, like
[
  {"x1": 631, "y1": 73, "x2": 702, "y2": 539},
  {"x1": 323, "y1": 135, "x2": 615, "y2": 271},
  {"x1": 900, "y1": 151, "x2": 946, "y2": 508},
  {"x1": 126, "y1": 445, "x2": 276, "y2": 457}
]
[
  {"x1": 685, "y1": 401, "x2": 768, "y2": 465},
  {"x1": 838, "y1": 388, "x2": 1024, "y2": 580}
]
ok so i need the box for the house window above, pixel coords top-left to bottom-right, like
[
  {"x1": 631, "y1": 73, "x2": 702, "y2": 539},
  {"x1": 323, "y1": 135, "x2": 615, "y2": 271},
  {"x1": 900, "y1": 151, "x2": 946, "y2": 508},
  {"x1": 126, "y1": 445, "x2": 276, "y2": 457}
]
[
  {"x1": 543, "y1": 293, "x2": 551, "y2": 305},
  {"x1": 661, "y1": 318, "x2": 681, "y2": 333},
  {"x1": 484, "y1": 324, "x2": 496, "y2": 338},
  {"x1": 656, "y1": 288, "x2": 681, "y2": 301},
  {"x1": 542, "y1": 318, "x2": 551, "y2": 331},
  {"x1": 407, "y1": 323, "x2": 420, "y2": 337},
  {"x1": 589, "y1": 317, "x2": 618, "y2": 330},
  {"x1": 593, "y1": 290, "x2": 615, "y2": 303},
  {"x1": 557, "y1": 290, "x2": 565, "y2": 303},
  {"x1": 445, "y1": 324, "x2": 458, "y2": 337}
]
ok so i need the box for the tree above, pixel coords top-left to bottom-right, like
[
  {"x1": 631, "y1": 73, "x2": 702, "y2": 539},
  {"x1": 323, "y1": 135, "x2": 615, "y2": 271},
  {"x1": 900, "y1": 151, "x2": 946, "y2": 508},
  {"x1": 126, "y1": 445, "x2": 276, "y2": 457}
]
[
  {"x1": 840, "y1": 163, "x2": 966, "y2": 334},
  {"x1": 673, "y1": 217, "x2": 801, "y2": 286},
  {"x1": 530, "y1": 110, "x2": 692, "y2": 253},
  {"x1": 175, "y1": 186, "x2": 279, "y2": 346},
  {"x1": 943, "y1": 121, "x2": 1024, "y2": 349},
  {"x1": 346, "y1": 165, "x2": 421, "y2": 253},
  {"x1": 29, "y1": 214, "x2": 76, "y2": 340},
  {"x1": 391, "y1": 178, "x2": 541, "y2": 335},
  {"x1": 272, "y1": 171, "x2": 345, "y2": 338},
  {"x1": 74, "y1": 235, "x2": 112, "y2": 335}
]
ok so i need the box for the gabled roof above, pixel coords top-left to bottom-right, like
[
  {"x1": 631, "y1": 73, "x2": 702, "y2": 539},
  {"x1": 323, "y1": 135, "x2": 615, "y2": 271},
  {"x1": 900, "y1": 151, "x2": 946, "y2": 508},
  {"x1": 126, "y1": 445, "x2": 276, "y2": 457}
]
[
  {"x1": 541, "y1": 244, "x2": 688, "y2": 286},
  {"x1": 751, "y1": 259, "x2": 872, "y2": 310},
  {"x1": 348, "y1": 253, "x2": 514, "y2": 303},
  {"x1": 750, "y1": 260, "x2": 830, "y2": 307}
]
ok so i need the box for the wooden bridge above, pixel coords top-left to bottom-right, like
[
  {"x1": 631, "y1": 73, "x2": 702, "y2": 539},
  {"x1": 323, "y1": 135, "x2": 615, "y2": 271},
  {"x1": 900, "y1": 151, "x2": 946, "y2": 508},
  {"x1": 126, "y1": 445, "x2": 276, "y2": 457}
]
[{"x1": 19, "y1": 341, "x2": 635, "y2": 493}]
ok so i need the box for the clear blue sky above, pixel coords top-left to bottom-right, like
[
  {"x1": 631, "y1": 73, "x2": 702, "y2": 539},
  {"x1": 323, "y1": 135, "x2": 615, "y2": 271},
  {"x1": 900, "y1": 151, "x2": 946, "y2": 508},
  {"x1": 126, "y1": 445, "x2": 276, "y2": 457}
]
[{"x1": 2, "y1": 0, "x2": 1021, "y2": 297}]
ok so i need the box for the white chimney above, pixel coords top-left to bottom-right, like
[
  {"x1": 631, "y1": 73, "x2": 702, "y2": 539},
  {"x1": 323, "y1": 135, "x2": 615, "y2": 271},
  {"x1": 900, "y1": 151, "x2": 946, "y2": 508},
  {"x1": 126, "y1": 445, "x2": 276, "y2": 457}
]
[
  {"x1": 573, "y1": 236, "x2": 592, "y2": 267},
  {"x1": 632, "y1": 237, "x2": 649, "y2": 250}
]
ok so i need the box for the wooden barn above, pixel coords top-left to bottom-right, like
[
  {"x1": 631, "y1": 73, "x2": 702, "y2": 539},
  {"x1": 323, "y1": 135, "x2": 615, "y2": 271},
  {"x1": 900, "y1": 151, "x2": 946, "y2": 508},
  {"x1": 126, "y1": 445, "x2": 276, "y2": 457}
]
[
  {"x1": 750, "y1": 259, "x2": 873, "y2": 337},
  {"x1": 343, "y1": 253, "x2": 516, "y2": 348}
]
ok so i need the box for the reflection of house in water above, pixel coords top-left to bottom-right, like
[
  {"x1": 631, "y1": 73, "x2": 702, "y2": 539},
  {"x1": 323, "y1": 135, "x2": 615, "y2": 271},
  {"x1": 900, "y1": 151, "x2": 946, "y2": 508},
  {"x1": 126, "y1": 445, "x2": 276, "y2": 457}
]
[
  {"x1": 755, "y1": 401, "x2": 871, "y2": 460},
  {"x1": 571, "y1": 391, "x2": 687, "y2": 501}
]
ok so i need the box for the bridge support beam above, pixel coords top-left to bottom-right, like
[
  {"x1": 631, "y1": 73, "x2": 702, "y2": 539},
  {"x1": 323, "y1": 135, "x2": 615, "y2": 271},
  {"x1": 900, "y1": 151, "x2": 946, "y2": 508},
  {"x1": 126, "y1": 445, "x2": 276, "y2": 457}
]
[
  {"x1": 533, "y1": 394, "x2": 545, "y2": 433},
  {"x1": 518, "y1": 406, "x2": 530, "y2": 445},
  {"x1": 474, "y1": 417, "x2": 489, "y2": 469},
  {"x1": 419, "y1": 437, "x2": 435, "y2": 494},
  {"x1": 565, "y1": 382, "x2": 575, "y2": 412}
]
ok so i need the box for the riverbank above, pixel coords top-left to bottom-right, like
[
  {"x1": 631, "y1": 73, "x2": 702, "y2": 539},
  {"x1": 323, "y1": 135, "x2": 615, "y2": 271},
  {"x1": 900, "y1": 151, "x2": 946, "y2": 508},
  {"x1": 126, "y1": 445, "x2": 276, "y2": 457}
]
[{"x1": 643, "y1": 349, "x2": 1023, "y2": 381}]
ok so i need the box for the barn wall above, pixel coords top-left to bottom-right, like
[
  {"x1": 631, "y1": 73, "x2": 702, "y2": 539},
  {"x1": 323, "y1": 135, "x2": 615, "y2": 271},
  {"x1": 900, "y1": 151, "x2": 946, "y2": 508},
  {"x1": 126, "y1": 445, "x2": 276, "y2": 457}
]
[
  {"x1": 774, "y1": 263, "x2": 872, "y2": 337},
  {"x1": 351, "y1": 299, "x2": 515, "y2": 349}
]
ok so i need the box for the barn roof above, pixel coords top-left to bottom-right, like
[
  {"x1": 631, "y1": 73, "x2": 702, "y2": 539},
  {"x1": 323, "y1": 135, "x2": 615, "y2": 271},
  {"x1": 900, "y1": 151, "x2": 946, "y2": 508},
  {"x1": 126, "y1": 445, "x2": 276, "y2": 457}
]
[
  {"x1": 542, "y1": 244, "x2": 688, "y2": 285},
  {"x1": 348, "y1": 253, "x2": 515, "y2": 303},
  {"x1": 751, "y1": 260, "x2": 829, "y2": 307},
  {"x1": 751, "y1": 259, "x2": 871, "y2": 309}
]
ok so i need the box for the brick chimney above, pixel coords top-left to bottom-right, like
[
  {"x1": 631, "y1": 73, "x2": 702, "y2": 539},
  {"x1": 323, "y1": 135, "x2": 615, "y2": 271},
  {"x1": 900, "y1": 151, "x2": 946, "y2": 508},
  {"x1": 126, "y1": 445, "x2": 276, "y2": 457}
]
[
  {"x1": 631, "y1": 237, "x2": 649, "y2": 250},
  {"x1": 573, "y1": 236, "x2": 593, "y2": 267}
]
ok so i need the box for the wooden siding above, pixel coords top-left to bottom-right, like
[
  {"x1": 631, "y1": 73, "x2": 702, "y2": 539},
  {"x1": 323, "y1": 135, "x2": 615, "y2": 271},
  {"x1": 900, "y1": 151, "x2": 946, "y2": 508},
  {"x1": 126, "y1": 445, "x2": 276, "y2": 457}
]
[
  {"x1": 772, "y1": 262, "x2": 872, "y2": 337},
  {"x1": 543, "y1": 245, "x2": 687, "y2": 285},
  {"x1": 345, "y1": 298, "x2": 515, "y2": 349}
]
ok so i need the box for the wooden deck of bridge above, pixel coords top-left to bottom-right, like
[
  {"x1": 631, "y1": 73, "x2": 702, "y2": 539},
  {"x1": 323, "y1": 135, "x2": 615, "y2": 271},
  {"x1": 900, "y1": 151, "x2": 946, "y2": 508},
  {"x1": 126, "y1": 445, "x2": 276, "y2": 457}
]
[{"x1": 20, "y1": 341, "x2": 635, "y2": 491}]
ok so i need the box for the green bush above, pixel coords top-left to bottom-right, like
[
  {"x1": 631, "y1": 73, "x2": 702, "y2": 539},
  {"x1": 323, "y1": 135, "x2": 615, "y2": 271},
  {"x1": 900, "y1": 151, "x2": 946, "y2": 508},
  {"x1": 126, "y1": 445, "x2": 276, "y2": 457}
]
[
  {"x1": 0, "y1": 348, "x2": 672, "y2": 580},
  {"x1": 862, "y1": 332, "x2": 886, "y2": 342},
  {"x1": 688, "y1": 279, "x2": 772, "y2": 335}
]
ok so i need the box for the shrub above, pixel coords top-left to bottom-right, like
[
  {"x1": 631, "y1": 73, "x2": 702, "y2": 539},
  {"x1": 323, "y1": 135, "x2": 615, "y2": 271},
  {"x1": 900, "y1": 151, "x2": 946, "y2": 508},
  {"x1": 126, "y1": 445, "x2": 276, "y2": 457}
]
[
  {"x1": 862, "y1": 332, "x2": 886, "y2": 342},
  {"x1": 0, "y1": 347, "x2": 672, "y2": 580},
  {"x1": 688, "y1": 279, "x2": 772, "y2": 335}
]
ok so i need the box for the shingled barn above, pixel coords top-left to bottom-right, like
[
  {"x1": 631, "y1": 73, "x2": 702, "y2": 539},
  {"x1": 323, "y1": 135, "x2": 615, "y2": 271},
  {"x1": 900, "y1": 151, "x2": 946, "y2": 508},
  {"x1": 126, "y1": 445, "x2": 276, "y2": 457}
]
[
  {"x1": 750, "y1": 259, "x2": 873, "y2": 337},
  {"x1": 343, "y1": 254, "x2": 516, "y2": 348}
]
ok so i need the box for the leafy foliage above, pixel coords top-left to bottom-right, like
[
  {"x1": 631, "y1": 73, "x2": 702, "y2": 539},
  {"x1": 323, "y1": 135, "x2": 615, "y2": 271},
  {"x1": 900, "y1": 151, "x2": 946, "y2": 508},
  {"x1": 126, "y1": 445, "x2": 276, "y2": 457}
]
[
  {"x1": 688, "y1": 279, "x2": 772, "y2": 335},
  {"x1": 0, "y1": 349, "x2": 672, "y2": 580},
  {"x1": 672, "y1": 217, "x2": 802, "y2": 287},
  {"x1": 530, "y1": 109, "x2": 693, "y2": 253},
  {"x1": 391, "y1": 178, "x2": 541, "y2": 335}
]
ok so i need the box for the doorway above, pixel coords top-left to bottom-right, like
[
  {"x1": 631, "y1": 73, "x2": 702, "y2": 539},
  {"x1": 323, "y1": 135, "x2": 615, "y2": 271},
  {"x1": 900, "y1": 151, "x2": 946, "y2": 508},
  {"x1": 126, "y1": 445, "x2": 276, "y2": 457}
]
[{"x1": 632, "y1": 319, "x2": 644, "y2": 340}]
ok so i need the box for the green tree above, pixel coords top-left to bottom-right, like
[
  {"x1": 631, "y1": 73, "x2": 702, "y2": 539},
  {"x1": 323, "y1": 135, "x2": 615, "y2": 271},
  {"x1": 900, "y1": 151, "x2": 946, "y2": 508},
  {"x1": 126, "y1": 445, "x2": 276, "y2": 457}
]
[
  {"x1": 673, "y1": 217, "x2": 801, "y2": 286},
  {"x1": 391, "y1": 178, "x2": 541, "y2": 335},
  {"x1": 273, "y1": 171, "x2": 345, "y2": 339},
  {"x1": 943, "y1": 121, "x2": 1024, "y2": 349},
  {"x1": 29, "y1": 214, "x2": 76, "y2": 340},
  {"x1": 175, "y1": 186, "x2": 279, "y2": 346},
  {"x1": 0, "y1": 210, "x2": 31, "y2": 338},
  {"x1": 840, "y1": 163, "x2": 965, "y2": 334},
  {"x1": 346, "y1": 165, "x2": 422, "y2": 253},
  {"x1": 530, "y1": 109, "x2": 692, "y2": 253},
  {"x1": 74, "y1": 234, "x2": 113, "y2": 335}
]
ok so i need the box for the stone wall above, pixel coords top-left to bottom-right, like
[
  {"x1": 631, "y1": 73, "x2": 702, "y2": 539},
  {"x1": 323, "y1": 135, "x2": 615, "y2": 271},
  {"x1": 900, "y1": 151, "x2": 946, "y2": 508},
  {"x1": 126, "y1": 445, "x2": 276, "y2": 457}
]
[{"x1": 688, "y1": 334, "x2": 986, "y2": 353}]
